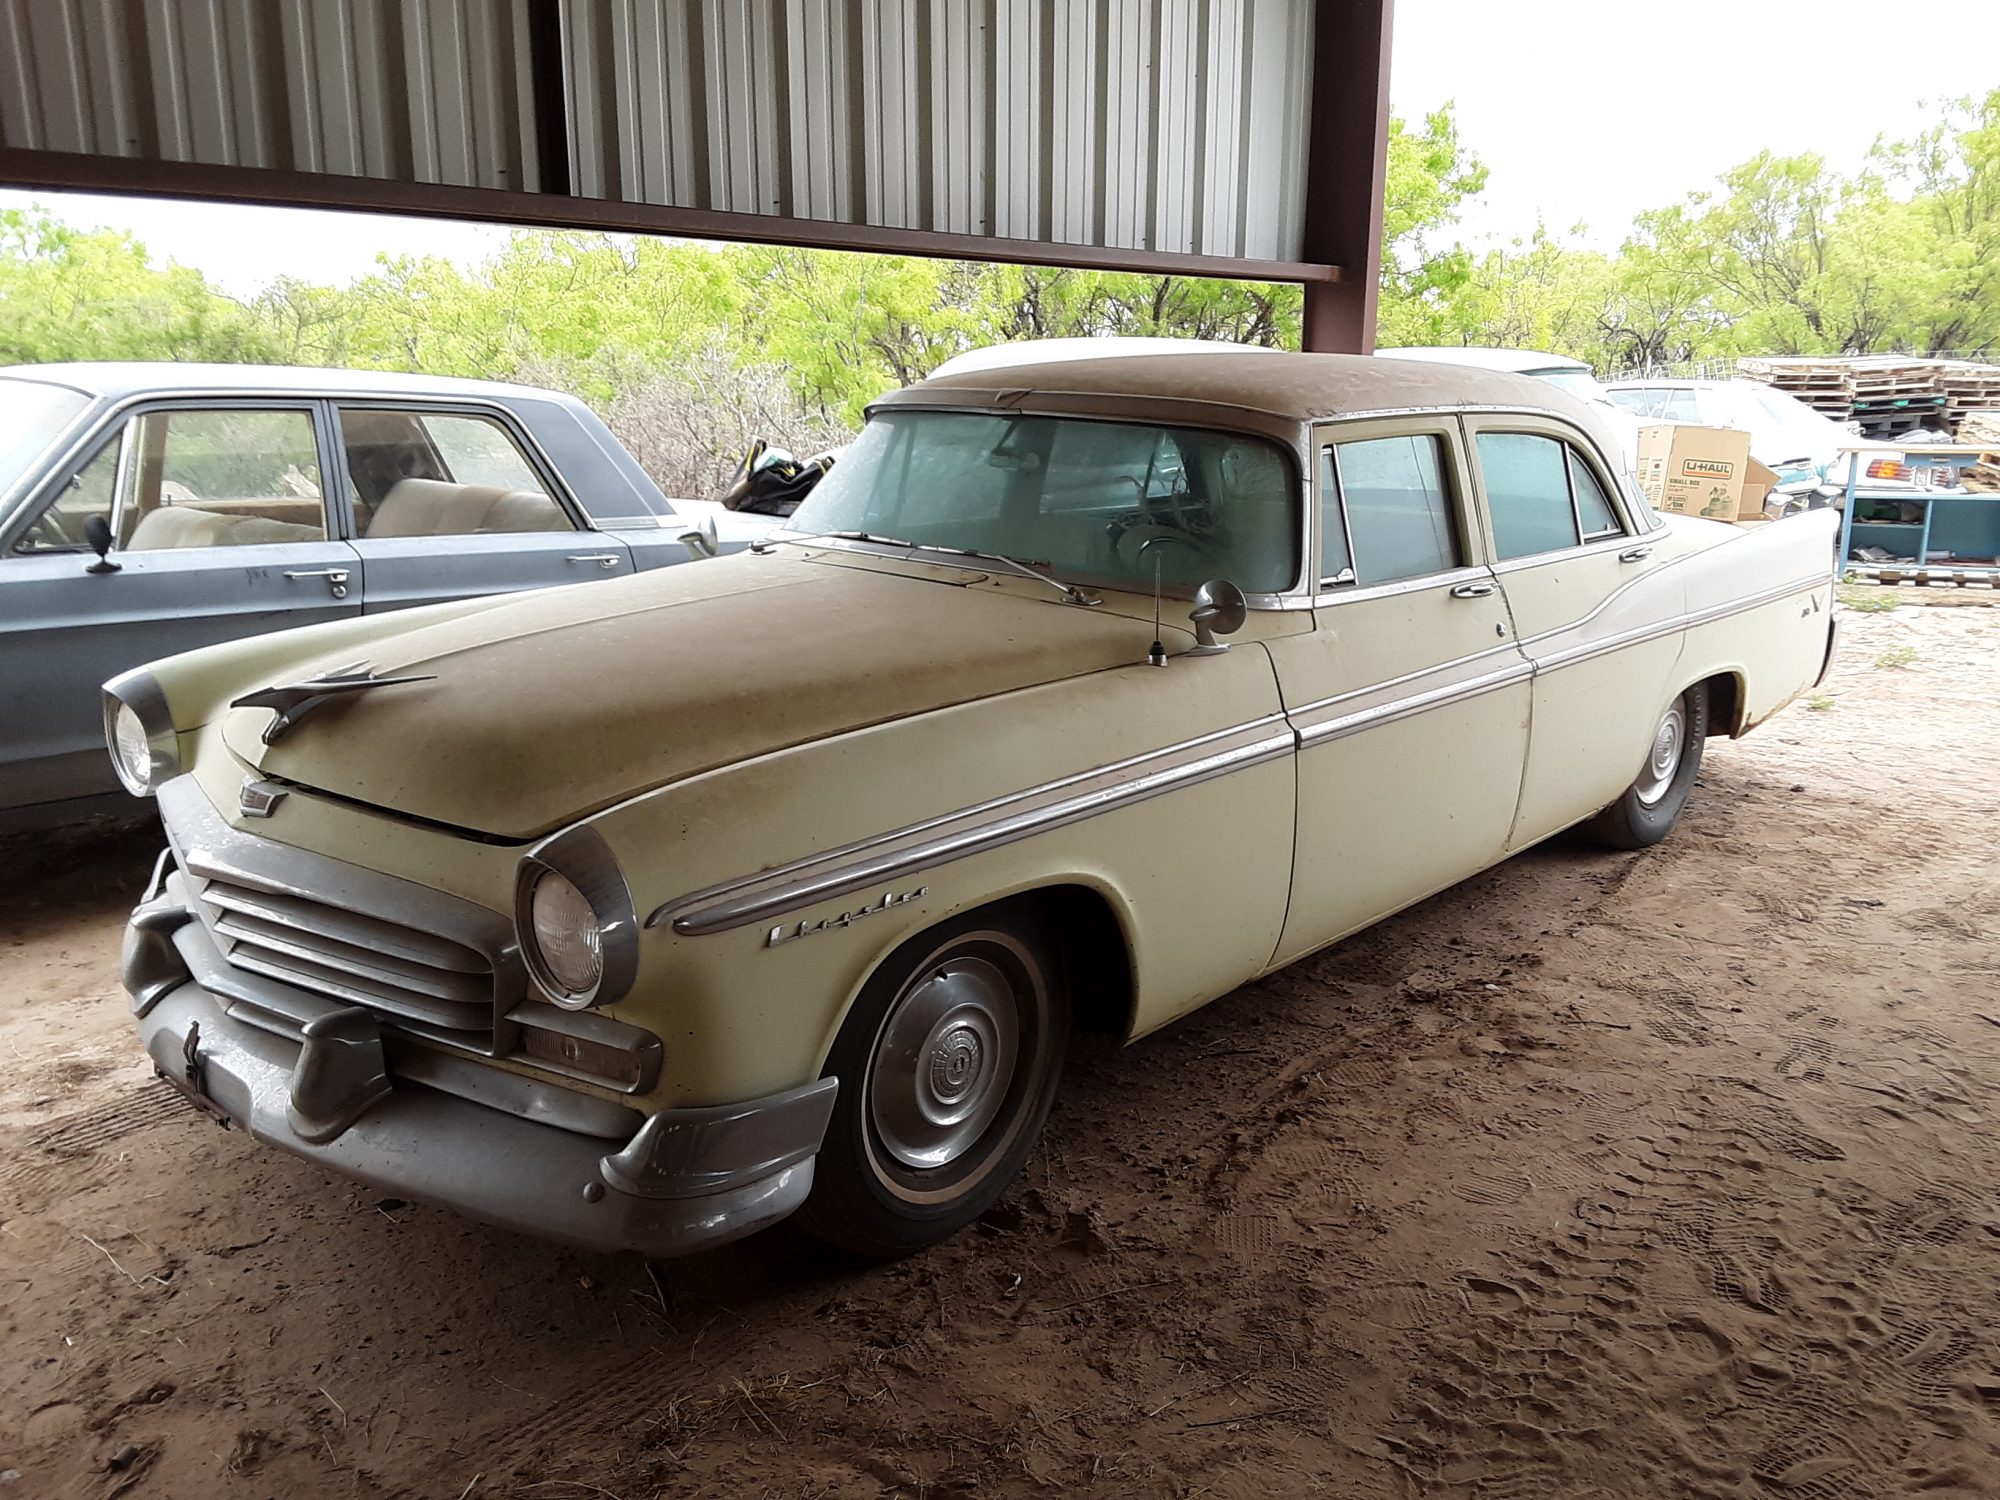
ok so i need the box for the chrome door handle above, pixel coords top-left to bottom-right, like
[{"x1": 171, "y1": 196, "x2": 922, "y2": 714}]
[
  {"x1": 284, "y1": 567, "x2": 350, "y2": 600},
  {"x1": 1618, "y1": 545, "x2": 1653, "y2": 563},
  {"x1": 1449, "y1": 581, "x2": 1497, "y2": 599},
  {"x1": 567, "y1": 553, "x2": 623, "y2": 570}
]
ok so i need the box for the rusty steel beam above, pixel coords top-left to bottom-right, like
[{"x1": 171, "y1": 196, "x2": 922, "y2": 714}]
[
  {"x1": 0, "y1": 146, "x2": 1347, "y2": 287},
  {"x1": 1299, "y1": 0, "x2": 1394, "y2": 352}
]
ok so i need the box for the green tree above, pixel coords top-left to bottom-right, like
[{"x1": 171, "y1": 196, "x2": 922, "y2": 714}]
[{"x1": 0, "y1": 207, "x2": 276, "y2": 366}]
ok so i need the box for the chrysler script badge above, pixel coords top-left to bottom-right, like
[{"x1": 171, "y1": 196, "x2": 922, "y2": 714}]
[
  {"x1": 238, "y1": 778, "x2": 289, "y2": 818},
  {"x1": 767, "y1": 886, "x2": 928, "y2": 948}
]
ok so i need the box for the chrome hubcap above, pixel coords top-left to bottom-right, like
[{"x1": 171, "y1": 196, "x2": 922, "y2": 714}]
[
  {"x1": 869, "y1": 956, "x2": 1020, "y2": 1170},
  {"x1": 1635, "y1": 699, "x2": 1687, "y2": 806}
]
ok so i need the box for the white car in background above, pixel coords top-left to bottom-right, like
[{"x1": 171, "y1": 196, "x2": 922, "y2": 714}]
[
  {"x1": 1376, "y1": 347, "x2": 1643, "y2": 467},
  {"x1": 1600, "y1": 378, "x2": 1891, "y2": 488}
]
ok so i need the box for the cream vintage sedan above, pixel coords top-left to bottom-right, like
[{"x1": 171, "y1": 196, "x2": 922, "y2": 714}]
[{"x1": 109, "y1": 353, "x2": 1839, "y2": 1259}]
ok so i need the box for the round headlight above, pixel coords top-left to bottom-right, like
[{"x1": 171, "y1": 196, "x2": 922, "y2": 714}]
[
  {"x1": 529, "y1": 869, "x2": 604, "y2": 1000},
  {"x1": 111, "y1": 701, "x2": 156, "y2": 795}
]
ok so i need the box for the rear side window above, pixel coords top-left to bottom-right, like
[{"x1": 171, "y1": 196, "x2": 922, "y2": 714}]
[
  {"x1": 339, "y1": 407, "x2": 573, "y2": 538},
  {"x1": 1477, "y1": 433, "x2": 1625, "y2": 561},
  {"x1": 1322, "y1": 434, "x2": 1461, "y2": 587}
]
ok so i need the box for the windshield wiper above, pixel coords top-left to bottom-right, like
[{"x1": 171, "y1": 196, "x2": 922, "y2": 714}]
[
  {"x1": 761, "y1": 530, "x2": 1099, "y2": 606},
  {"x1": 753, "y1": 528, "x2": 917, "y2": 553},
  {"x1": 912, "y1": 545, "x2": 1101, "y2": 606}
]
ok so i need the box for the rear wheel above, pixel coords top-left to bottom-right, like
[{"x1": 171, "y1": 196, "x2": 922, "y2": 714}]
[
  {"x1": 795, "y1": 902, "x2": 1070, "y2": 1258},
  {"x1": 1584, "y1": 683, "x2": 1708, "y2": 850}
]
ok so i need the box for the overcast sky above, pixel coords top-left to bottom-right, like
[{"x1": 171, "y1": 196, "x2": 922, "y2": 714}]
[{"x1": 2, "y1": 0, "x2": 1996, "y2": 294}]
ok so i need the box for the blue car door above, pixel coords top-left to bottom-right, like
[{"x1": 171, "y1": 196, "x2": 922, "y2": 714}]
[
  {"x1": 0, "y1": 400, "x2": 361, "y2": 822},
  {"x1": 331, "y1": 404, "x2": 634, "y2": 612}
]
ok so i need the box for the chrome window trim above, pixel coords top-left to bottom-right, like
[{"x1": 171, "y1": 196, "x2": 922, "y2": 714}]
[
  {"x1": 651, "y1": 570, "x2": 1830, "y2": 938},
  {"x1": 329, "y1": 399, "x2": 593, "y2": 534},
  {"x1": 1487, "y1": 530, "x2": 1640, "y2": 577},
  {"x1": 5, "y1": 386, "x2": 603, "y2": 549},
  {"x1": 1314, "y1": 561, "x2": 1495, "y2": 607},
  {"x1": 789, "y1": 402, "x2": 1314, "y2": 599}
]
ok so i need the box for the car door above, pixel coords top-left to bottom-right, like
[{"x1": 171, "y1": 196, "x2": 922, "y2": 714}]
[
  {"x1": 1462, "y1": 418, "x2": 1685, "y2": 850},
  {"x1": 1265, "y1": 417, "x2": 1532, "y2": 969},
  {"x1": 0, "y1": 400, "x2": 361, "y2": 817},
  {"x1": 333, "y1": 404, "x2": 634, "y2": 611}
]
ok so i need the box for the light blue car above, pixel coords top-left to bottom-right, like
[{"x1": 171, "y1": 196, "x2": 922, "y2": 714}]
[{"x1": 0, "y1": 363, "x2": 755, "y2": 830}]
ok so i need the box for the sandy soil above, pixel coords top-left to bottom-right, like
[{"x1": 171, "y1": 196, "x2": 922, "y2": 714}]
[{"x1": 4, "y1": 597, "x2": 1999, "y2": 1500}]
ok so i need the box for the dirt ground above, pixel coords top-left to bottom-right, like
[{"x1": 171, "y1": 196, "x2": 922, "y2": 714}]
[{"x1": 4, "y1": 596, "x2": 1999, "y2": 1500}]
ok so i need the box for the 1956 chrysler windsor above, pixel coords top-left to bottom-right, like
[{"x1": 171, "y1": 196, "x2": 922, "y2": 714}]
[{"x1": 110, "y1": 353, "x2": 1839, "y2": 1258}]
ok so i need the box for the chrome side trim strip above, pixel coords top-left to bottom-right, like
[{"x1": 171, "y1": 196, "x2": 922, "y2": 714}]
[
  {"x1": 1528, "y1": 571, "x2": 1828, "y2": 676},
  {"x1": 653, "y1": 571, "x2": 1829, "y2": 940},
  {"x1": 648, "y1": 715, "x2": 1297, "y2": 937},
  {"x1": 1294, "y1": 660, "x2": 1534, "y2": 747}
]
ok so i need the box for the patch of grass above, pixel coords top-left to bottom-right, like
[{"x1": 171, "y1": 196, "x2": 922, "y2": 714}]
[
  {"x1": 1873, "y1": 643, "x2": 1919, "y2": 670},
  {"x1": 1838, "y1": 584, "x2": 1903, "y2": 612},
  {"x1": 1806, "y1": 693, "x2": 1835, "y2": 711}
]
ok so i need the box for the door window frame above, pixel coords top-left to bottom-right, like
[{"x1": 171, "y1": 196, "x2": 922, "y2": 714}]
[
  {"x1": 329, "y1": 401, "x2": 590, "y2": 536},
  {"x1": 1459, "y1": 412, "x2": 1653, "y2": 574},
  {"x1": 1309, "y1": 414, "x2": 1492, "y2": 603},
  {"x1": 12, "y1": 397, "x2": 344, "y2": 553}
]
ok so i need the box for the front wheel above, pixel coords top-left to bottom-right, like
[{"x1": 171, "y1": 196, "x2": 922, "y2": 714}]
[
  {"x1": 1583, "y1": 683, "x2": 1708, "y2": 850},
  {"x1": 794, "y1": 902, "x2": 1070, "y2": 1258}
]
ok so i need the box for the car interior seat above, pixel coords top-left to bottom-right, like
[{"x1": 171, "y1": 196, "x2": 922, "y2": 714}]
[{"x1": 366, "y1": 477, "x2": 568, "y2": 537}]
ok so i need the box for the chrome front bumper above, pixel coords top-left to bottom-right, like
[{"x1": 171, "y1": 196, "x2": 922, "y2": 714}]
[{"x1": 125, "y1": 863, "x2": 836, "y2": 1259}]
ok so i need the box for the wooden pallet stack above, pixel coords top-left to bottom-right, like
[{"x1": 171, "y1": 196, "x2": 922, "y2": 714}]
[
  {"x1": 1958, "y1": 410, "x2": 2000, "y2": 491},
  {"x1": 1941, "y1": 364, "x2": 2000, "y2": 435},
  {"x1": 1844, "y1": 357, "x2": 1948, "y2": 435},
  {"x1": 1738, "y1": 356, "x2": 1856, "y2": 417}
]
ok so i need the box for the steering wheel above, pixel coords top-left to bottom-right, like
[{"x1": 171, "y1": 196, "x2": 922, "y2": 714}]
[{"x1": 1113, "y1": 521, "x2": 1218, "y2": 573}]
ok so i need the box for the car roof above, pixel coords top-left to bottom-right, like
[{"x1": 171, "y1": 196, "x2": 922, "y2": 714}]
[
  {"x1": 0, "y1": 361, "x2": 584, "y2": 406},
  {"x1": 896, "y1": 349, "x2": 1605, "y2": 430},
  {"x1": 1377, "y1": 346, "x2": 1590, "y2": 375},
  {"x1": 932, "y1": 337, "x2": 1265, "y2": 377}
]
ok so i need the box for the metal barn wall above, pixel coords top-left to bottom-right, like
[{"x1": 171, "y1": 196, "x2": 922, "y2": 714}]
[
  {"x1": 0, "y1": 0, "x2": 546, "y2": 190},
  {"x1": 0, "y1": 0, "x2": 1316, "y2": 263},
  {"x1": 563, "y1": 0, "x2": 1314, "y2": 260}
]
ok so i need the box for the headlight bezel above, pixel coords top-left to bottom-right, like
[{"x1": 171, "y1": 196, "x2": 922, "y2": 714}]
[
  {"x1": 514, "y1": 825, "x2": 638, "y2": 1011},
  {"x1": 101, "y1": 669, "x2": 180, "y2": 797}
]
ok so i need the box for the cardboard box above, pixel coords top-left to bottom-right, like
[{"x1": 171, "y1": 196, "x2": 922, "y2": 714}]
[
  {"x1": 1738, "y1": 459, "x2": 1781, "y2": 521},
  {"x1": 1634, "y1": 425, "x2": 1757, "y2": 521}
]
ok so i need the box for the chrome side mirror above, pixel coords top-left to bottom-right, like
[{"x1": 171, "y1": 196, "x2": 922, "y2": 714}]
[
  {"x1": 1187, "y1": 578, "x2": 1246, "y2": 656},
  {"x1": 677, "y1": 513, "x2": 720, "y2": 560}
]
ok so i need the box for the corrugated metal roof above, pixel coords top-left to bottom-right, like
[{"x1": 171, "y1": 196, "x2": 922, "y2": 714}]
[{"x1": 0, "y1": 0, "x2": 1315, "y2": 261}]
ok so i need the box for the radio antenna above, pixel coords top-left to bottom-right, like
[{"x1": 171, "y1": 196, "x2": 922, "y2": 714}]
[{"x1": 1147, "y1": 553, "x2": 1168, "y2": 668}]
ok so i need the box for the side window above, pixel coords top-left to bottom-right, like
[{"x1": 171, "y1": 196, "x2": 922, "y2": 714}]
[
  {"x1": 1317, "y1": 449, "x2": 1354, "y2": 584},
  {"x1": 341, "y1": 408, "x2": 574, "y2": 539},
  {"x1": 123, "y1": 409, "x2": 328, "y2": 552},
  {"x1": 1326, "y1": 434, "x2": 1460, "y2": 587},
  {"x1": 1568, "y1": 450, "x2": 1622, "y2": 538},
  {"x1": 16, "y1": 436, "x2": 120, "y2": 553},
  {"x1": 1479, "y1": 432, "x2": 1625, "y2": 562}
]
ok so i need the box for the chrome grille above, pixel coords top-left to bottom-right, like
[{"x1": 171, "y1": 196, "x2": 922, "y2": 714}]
[{"x1": 195, "y1": 876, "x2": 494, "y2": 1040}]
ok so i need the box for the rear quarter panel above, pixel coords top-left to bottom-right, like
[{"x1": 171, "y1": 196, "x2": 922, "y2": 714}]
[{"x1": 1671, "y1": 510, "x2": 1839, "y2": 731}]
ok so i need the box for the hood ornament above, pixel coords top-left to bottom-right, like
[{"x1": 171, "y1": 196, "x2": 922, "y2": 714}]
[{"x1": 233, "y1": 661, "x2": 436, "y2": 745}]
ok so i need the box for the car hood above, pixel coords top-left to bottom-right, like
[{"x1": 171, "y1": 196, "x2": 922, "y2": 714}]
[{"x1": 221, "y1": 550, "x2": 1178, "y2": 838}]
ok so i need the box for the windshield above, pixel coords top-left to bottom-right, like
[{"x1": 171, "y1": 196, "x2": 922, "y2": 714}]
[
  {"x1": 1, "y1": 378, "x2": 91, "y2": 502},
  {"x1": 786, "y1": 410, "x2": 1300, "y2": 594}
]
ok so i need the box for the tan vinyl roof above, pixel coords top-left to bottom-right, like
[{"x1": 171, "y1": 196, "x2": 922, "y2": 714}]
[{"x1": 889, "y1": 350, "x2": 1596, "y2": 427}]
